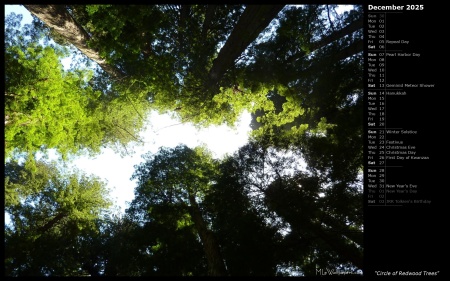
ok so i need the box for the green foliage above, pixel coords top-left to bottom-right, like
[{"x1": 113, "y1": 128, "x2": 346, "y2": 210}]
[
  {"x1": 128, "y1": 145, "x2": 229, "y2": 275},
  {"x1": 4, "y1": 158, "x2": 112, "y2": 276},
  {"x1": 5, "y1": 39, "x2": 96, "y2": 158},
  {"x1": 5, "y1": 13, "x2": 151, "y2": 159},
  {"x1": 59, "y1": 5, "x2": 248, "y2": 126},
  {"x1": 130, "y1": 145, "x2": 218, "y2": 212},
  {"x1": 243, "y1": 5, "x2": 363, "y2": 157}
]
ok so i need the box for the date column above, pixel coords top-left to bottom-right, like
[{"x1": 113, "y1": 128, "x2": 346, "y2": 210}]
[{"x1": 366, "y1": 12, "x2": 386, "y2": 205}]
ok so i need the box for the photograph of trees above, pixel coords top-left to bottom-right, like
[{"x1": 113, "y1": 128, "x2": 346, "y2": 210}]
[{"x1": 5, "y1": 5, "x2": 363, "y2": 276}]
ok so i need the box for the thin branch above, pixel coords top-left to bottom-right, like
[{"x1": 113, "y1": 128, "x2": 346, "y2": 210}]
[
  {"x1": 153, "y1": 122, "x2": 184, "y2": 134},
  {"x1": 113, "y1": 121, "x2": 143, "y2": 143},
  {"x1": 326, "y1": 5, "x2": 335, "y2": 32},
  {"x1": 114, "y1": 127, "x2": 131, "y2": 155},
  {"x1": 126, "y1": 94, "x2": 145, "y2": 122}
]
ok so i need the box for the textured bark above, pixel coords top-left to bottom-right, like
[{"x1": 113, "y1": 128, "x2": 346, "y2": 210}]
[
  {"x1": 188, "y1": 195, "x2": 227, "y2": 276},
  {"x1": 206, "y1": 5, "x2": 285, "y2": 90},
  {"x1": 24, "y1": 5, "x2": 125, "y2": 79}
]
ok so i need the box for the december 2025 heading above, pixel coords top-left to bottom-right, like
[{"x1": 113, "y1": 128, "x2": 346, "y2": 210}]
[{"x1": 367, "y1": 4, "x2": 424, "y2": 11}]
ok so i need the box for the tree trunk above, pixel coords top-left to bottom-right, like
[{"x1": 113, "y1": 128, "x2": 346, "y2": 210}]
[
  {"x1": 206, "y1": 5, "x2": 285, "y2": 91},
  {"x1": 188, "y1": 195, "x2": 227, "y2": 276},
  {"x1": 23, "y1": 5, "x2": 125, "y2": 79}
]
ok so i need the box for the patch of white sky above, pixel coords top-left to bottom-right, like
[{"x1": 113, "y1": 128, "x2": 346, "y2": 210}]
[{"x1": 5, "y1": 5, "x2": 252, "y2": 215}]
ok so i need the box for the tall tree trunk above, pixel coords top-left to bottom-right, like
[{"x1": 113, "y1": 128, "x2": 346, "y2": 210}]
[
  {"x1": 206, "y1": 5, "x2": 285, "y2": 91},
  {"x1": 188, "y1": 195, "x2": 227, "y2": 276},
  {"x1": 23, "y1": 5, "x2": 125, "y2": 79}
]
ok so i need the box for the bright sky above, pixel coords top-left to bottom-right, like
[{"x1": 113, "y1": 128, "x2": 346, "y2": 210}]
[
  {"x1": 68, "y1": 112, "x2": 251, "y2": 213},
  {"x1": 4, "y1": 5, "x2": 252, "y2": 214}
]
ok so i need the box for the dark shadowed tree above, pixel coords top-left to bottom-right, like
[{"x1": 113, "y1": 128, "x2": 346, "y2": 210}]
[
  {"x1": 203, "y1": 156, "x2": 282, "y2": 276},
  {"x1": 4, "y1": 158, "x2": 112, "y2": 276},
  {"x1": 223, "y1": 142, "x2": 363, "y2": 275},
  {"x1": 127, "y1": 145, "x2": 226, "y2": 276}
]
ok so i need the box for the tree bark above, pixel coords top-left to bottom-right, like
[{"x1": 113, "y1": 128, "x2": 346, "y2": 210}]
[
  {"x1": 206, "y1": 5, "x2": 285, "y2": 91},
  {"x1": 23, "y1": 5, "x2": 125, "y2": 79},
  {"x1": 188, "y1": 195, "x2": 227, "y2": 276}
]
